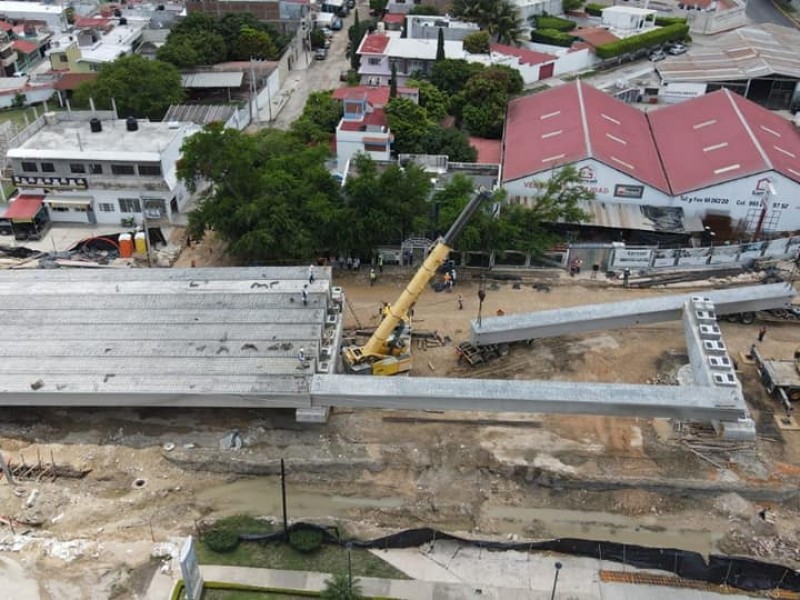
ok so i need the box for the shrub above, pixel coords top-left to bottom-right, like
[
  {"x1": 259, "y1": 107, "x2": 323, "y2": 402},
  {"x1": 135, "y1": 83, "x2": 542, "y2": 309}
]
[
  {"x1": 593, "y1": 23, "x2": 689, "y2": 59},
  {"x1": 204, "y1": 528, "x2": 240, "y2": 553},
  {"x1": 563, "y1": 0, "x2": 584, "y2": 11},
  {"x1": 530, "y1": 28, "x2": 576, "y2": 47},
  {"x1": 585, "y1": 2, "x2": 604, "y2": 15},
  {"x1": 534, "y1": 15, "x2": 577, "y2": 31},
  {"x1": 654, "y1": 16, "x2": 687, "y2": 26},
  {"x1": 289, "y1": 528, "x2": 324, "y2": 553},
  {"x1": 463, "y1": 31, "x2": 491, "y2": 54}
]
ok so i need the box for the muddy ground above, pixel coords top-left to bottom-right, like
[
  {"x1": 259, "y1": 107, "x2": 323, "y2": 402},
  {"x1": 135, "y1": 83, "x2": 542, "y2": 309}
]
[{"x1": 1, "y1": 233, "x2": 800, "y2": 598}]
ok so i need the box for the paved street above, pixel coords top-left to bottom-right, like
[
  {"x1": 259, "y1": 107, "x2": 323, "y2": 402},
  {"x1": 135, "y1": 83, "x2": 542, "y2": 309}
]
[
  {"x1": 264, "y1": 5, "x2": 360, "y2": 129},
  {"x1": 746, "y1": 0, "x2": 794, "y2": 26}
]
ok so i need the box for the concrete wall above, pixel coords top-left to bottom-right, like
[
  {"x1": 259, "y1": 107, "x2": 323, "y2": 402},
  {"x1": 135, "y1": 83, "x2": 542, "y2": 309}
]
[
  {"x1": 525, "y1": 42, "x2": 598, "y2": 77},
  {"x1": 658, "y1": 81, "x2": 707, "y2": 104},
  {"x1": 683, "y1": 1, "x2": 747, "y2": 35},
  {"x1": 0, "y1": 85, "x2": 54, "y2": 109},
  {"x1": 408, "y1": 16, "x2": 479, "y2": 42},
  {"x1": 512, "y1": 0, "x2": 563, "y2": 21},
  {"x1": 336, "y1": 128, "x2": 391, "y2": 167}
]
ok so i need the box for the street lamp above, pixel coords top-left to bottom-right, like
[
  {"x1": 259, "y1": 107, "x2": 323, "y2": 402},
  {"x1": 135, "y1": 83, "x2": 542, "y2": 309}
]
[{"x1": 550, "y1": 561, "x2": 563, "y2": 600}]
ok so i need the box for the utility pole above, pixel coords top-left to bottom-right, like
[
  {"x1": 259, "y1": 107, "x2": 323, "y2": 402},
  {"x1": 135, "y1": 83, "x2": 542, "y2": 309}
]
[{"x1": 280, "y1": 458, "x2": 288, "y2": 536}]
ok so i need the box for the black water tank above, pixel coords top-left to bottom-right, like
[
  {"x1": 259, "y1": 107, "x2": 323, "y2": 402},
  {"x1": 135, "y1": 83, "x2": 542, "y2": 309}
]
[
  {"x1": 113, "y1": 8, "x2": 122, "y2": 17},
  {"x1": 119, "y1": 17, "x2": 127, "y2": 25},
  {"x1": 90, "y1": 118, "x2": 102, "y2": 133},
  {"x1": 126, "y1": 116, "x2": 138, "y2": 132}
]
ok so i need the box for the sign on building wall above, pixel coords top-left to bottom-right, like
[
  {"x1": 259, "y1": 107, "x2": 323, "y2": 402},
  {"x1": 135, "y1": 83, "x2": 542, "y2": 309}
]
[
  {"x1": 708, "y1": 245, "x2": 739, "y2": 265},
  {"x1": 652, "y1": 249, "x2": 677, "y2": 268},
  {"x1": 611, "y1": 248, "x2": 653, "y2": 268},
  {"x1": 677, "y1": 247, "x2": 711, "y2": 267},
  {"x1": 614, "y1": 184, "x2": 644, "y2": 199}
]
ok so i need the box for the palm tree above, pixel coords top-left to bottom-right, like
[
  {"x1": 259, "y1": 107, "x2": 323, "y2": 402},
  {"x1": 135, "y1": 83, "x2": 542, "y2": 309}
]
[
  {"x1": 452, "y1": 0, "x2": 524, "y2": 46},
  {"x1": 321, "y1": 572, "x2": 365, "y2": 600},
  {"x1": 486, "y1": 0, "x2": 524, "y2": 45}
]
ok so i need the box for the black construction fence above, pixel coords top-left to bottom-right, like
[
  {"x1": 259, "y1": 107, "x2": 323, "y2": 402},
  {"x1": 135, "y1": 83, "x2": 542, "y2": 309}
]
[{"x1": 239, "y1": 523, "x2": 800, "y2": 594}]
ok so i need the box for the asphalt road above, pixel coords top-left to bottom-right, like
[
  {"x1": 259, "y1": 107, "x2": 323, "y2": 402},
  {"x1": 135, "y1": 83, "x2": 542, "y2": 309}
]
[
  {"x1": 745, "y1": 0, "x2": 794, "y2": 27},
  {"x1": 267, "y1": 8, "x2": 358, "y2": 130}
]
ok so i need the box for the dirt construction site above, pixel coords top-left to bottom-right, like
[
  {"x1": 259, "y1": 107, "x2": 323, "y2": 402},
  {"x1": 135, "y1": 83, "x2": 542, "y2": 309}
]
[{"x1": 2, "y1": 233, "x2": 800, "y2": 598}]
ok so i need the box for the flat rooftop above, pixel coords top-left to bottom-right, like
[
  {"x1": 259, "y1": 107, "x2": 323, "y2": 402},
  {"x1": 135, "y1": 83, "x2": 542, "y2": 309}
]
[
  {"x1": 0, "y1": 267, "x2": 338, "y2": 407},
  {"x1": 0, "y1": 1, "x2": 64, "y2": 14},
  {"x1": 7, "y1": 119, "x2": 196, "y2": 162}
]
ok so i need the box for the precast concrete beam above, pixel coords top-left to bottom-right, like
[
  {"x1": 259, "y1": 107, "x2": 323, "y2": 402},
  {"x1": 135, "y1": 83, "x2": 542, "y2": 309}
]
[
  {"x1": 310, "y1": 375, "x2": 748, "y2": 421},
  {"x1": 471, "y1": 283, "x2": 794, "y2": 346}
]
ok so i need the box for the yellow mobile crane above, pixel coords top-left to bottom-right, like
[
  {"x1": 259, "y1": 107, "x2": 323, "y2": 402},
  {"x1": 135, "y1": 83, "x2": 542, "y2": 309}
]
[{"x1": 342, "y1": 189, "x2": 492, "y2": 376}]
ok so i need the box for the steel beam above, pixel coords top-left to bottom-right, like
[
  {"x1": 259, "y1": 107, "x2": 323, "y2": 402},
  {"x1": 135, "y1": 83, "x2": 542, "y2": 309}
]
[
  {"x1": 310, "y1": 375, "x2": 747, "y2": 421},
  {"x1": 471, "y1": 283, "x2": 795, "y2": 346}
]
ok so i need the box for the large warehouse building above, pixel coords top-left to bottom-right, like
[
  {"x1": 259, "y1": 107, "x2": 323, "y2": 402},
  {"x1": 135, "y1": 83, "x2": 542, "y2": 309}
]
[
  {"x1": 502, "y1": 81, "x2": 800, "y2": 234},
  {"x1": 655, "y1": 24, "x2": 800, "y2": 111}
]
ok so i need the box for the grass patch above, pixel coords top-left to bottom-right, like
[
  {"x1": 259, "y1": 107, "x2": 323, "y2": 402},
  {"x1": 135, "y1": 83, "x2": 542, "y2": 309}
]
[
  {"x1": 203, "y1": 590, "x2": 312, "y2": 599},
  {"x1": 197, "y1": 540, "x2": 407, "y2": 580}
]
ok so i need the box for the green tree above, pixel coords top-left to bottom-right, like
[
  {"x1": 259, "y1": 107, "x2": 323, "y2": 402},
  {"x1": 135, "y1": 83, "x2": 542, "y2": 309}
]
[
  {"x1": 290, "y1": 90, "x2": 343, "y2": 141},
  {"x1": 369, "y1": 0, "x2": 388, "y2": 13},
  {"x1": 310, "y1": 29, "x2": 326, "y2": 50},
  {"x1": 463, "y1": 31, "x2": 491, "y2": 54},
  {"x1": 409, "y1": 4, "x2": 440, "y2": 14},
  {"x1": 65, "y1": 7, "x2": 75, "y2": 24},
  {"x1": 74, "y1": 55, "x2": 183, "y2": 120},
  {"x1": 385, "y1": 98, "x2": 434, "y2": 154},
  {"x1": 451, "y1": 0, "x2": 524, "y2": 45},
  {"x1": 179, "y1": 125, "x2": 342, "y2": 262},
  {"x1": 233, "y1": 26, "x2": 279, "y2": 60},
  {"x1": 341, "y1": 155, "x2": 432, "y2": 254},
  {"x1": 390, "y1": 63, "x2": 398, "y2": 98},
  {"x1": 430, "y1": 59, "x2": 485, "y2": 95},
  {"x1": 454, "y1": 65, "x2": 522, "y2": 138},
  {"x1": 157, "y1": 30, "x2": 228, "y2": 68},
  {"x1": 406, "y1": 79, "x2": 448, "y2": 122},
  {"x1": 436, "y1": 27, "x2": 445, "y2": 61},
  {"x1": 495, "y1": 165, "x2": 591, "y2": 254},
  {"x1": 321, "y1": 572, "x2": 365, "y2": 600},
  {"x1": 426, "y1": 126, "x2": 478, "y2": 162}
]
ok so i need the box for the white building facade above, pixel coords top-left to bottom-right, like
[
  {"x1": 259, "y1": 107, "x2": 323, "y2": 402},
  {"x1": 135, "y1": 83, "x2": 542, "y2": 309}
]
[{"x1": 7, "y1": 114, "x2": 199, "y2": 226}]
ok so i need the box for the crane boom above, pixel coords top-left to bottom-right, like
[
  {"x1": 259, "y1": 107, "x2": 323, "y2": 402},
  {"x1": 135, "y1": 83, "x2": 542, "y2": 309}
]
[{"x1": 342, "y1": 189, "x2": 492, "y2": 375}]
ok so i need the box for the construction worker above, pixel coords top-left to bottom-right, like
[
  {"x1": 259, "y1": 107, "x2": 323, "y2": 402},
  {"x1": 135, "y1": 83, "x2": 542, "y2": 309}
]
[
  {"x1": 378, "y1": 254, "x2": 384, "y2": 273},
  {"x1": 458, "y1": 293, "x2": 463, "y2": 310},
  {"x1": 622, "y1": 268, "x2": 631, "y2": 288},
  {"x1": 758, "y1": 325, "x2": 768, "y2": 342},
  {"x1": 301, "y1": 285, "x2": 309, "y2": 306},
  {"x1": 443, "y1": 271, "x2": 452, "y2": 292},
  {"x1": 308, "y1": 264, "x2": 315, "y2": 284},
  {"x1": 382, "y1": 303, "x2": 392, "y2": 320},
  {"x1": 369, "y1": 268, "x2": 377, "y2": 286},
  {"x1": 298, "y1": 348, "x2": 306, "y2": 367}
]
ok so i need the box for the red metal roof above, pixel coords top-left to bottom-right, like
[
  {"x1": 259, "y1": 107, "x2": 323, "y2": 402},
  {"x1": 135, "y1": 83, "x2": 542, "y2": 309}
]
[
  {"x1": 74, "y1": 16, "x2": 111, "y2": 28},
  {"x1": 649, "y1": 89, "x2": 777, "y2": 194},
  {"x1": 575, "y1": 27, "x2": 619, "y2": 48},
  {"x1": 53, "y1": 72, "x2": 98, "y2": 90},
  {"x1": 502, "y1": 82, "x2": 669, "y2": 192},
  {"x1": 490, "y1": 43, "x2": 555, "y2": 66},
  {"x1": 382, "y1": 13, "x2": 405, "y2": 24},
  {"x1": 358, "y1": 33, "x2": 390, "y2": 55},
  {"x1": 339, "y1": 108, "x2": 388, "y2": 131},
  {"x1": 470, "y1": 137, "x2": 501, "y2": 164},
  {"x1": 3, "y1": 195, "x2": 43, "y2": 221},
  {"x1": 332, "y1": 85, "x2": 416, "y2": 108},
  {"x1": 12, "y1": 40, "x2": 39, "y2": 55}
]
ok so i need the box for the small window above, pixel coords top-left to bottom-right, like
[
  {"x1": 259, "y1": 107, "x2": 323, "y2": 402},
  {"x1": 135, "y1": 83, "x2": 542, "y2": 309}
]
[
  {"x1": 58, "y1": 55, "x2": 68, "y2": 63},
  {"x1": 89, "y1": 163, "x2": 102, "y2": 174},
  {"x1": 138, "y1": 164, "x2": 162, "y2": 176},
  {"x1": 368, "y1": 58, "x2": 381, "y2": 65},
  {"x1": 21, "y1": 162, "x2": 37, "y2": 172},
  {"x1": 118, "y1": 198, "x2": 141, "y2": 213},
  {"x1": 70, "y1": 163, "x2": 86, "y2": 174},
  {"x1": 98, "y1": 203, "x2": 115, "y2": 212},
  {"x1": 364, "y1": 142, "x2": 386, "y2": 152},
  {"x1": 50, "y1": 205, "x2": 69, "y2": 212},
  {"x1": 40, "y1": 162, "x2": 55, "y2": 173},
  {"x1": 111, "y1": 164, "x2": 135, "y2": 176}
]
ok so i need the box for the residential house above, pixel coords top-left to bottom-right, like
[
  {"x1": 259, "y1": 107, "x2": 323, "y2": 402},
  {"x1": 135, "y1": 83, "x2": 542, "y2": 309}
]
[
  {"x1": 406, "y1": 15, "x2": 479, "y2": 42},
  {"x1": 48, "y1": 21, "x2": 144, "y2": 73},
  {"x1": 357, "y1": 33, "x2": 465, "y2": 86},
  {"x1": 334, "y1": 93, "x2": 392, "y2": 173},
  {"x1": 510, "y1": 0, "x2": 563, "y2": 22},
  {"x1": 0, "y1": 1, "x2": 68, "y2": 34},
  {"x1": 386, "y1": 0, "x2": 451, "y2": 15}
]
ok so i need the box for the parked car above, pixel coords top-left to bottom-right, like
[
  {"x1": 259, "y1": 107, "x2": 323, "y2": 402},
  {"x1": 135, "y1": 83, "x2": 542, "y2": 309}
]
[
  {"x1": 649, "y1": 49, "x2": 666, "y2": 62},
  {"x1": 330, "y1": 18, "x2": 343, "y2": 30},
  {"x1": 347, "y1": 0, "x2": 355, "y2": 7},
  {"x1": 667, "y1": 43, "x2": 687, "y2": 55},
  {"x1": 315, "y1": 48, "x2": 328, "y2": 60},
  {"x1": 320, "y1": 27, "x2": 334, "y2": 39}
]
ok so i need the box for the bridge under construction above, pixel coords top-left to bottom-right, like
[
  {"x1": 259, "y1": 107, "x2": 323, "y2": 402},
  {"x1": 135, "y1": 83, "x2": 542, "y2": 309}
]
[{"x1": 0, "y1": 268, "x2": 792, "y2": 437}]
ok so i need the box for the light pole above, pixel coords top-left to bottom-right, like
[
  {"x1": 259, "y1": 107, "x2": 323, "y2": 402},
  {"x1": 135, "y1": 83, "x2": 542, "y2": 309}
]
[
  {"x1": 346, "y1": 542, "x2": 353, "y2": 592},
  {"x1": 550, "y1": 561, "x2": 562, "y2": 600}
]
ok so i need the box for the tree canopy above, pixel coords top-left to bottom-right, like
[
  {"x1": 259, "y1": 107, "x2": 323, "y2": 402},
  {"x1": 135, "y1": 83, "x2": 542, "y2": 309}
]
[
  {"x1": 74, "y1": 55, "x2": 184, "y2": 120},
  {"x1": 449, "y1": 65, "x2": 522, "y2": 139},
  {"x1": 463, "y1": 31, "x2": 491, "y2": 54},
  {"x1": 321, "y1": 572, "x2": 365, "y2": 600},
  {"x1": 157, "y1": 12, "x2": 286, "y2": 68},
  {"x1": 451, "y1": 0, "x2": 524, "y2": 45},
  {"x1": 290, "y1": 91, "x2": 343, "y2": 144},
  {"x1": 385, "y1": 97, "x2": 476, "y2": 161}
]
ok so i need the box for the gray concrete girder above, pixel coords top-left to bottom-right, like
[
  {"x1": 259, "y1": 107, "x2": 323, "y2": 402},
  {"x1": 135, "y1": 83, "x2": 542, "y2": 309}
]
[
  {"x1": 470, "y1": 283, "x2": 794, "y2": 346},
  {"x1": 310, "y1": 375, "x2": 747, "y2": 421}
]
